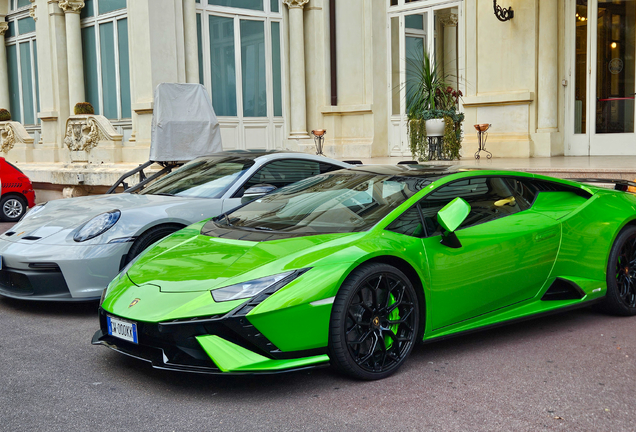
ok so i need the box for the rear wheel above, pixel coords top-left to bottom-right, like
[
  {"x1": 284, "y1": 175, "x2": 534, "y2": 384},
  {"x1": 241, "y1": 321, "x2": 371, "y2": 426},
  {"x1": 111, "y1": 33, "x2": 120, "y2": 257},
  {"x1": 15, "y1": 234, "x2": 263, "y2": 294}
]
[
  {"x1": 329, "y1": 263, "x2": 419, "y2": 380},
  {"x1": 600, "y1": 226, "x2": 636, "y2": 316},
  {"x1": 1, "y1": 195, "x2": 27, "y2": 222},
  {"x1": 124, "y1": 224, "x2": 184, "y2": 265}
]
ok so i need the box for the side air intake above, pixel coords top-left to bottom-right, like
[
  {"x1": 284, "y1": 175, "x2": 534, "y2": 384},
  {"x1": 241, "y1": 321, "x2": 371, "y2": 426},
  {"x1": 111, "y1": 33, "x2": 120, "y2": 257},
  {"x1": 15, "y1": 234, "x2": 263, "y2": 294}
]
[{"x1": 541, "y1": 278, "x2": 586, "y2": 301}]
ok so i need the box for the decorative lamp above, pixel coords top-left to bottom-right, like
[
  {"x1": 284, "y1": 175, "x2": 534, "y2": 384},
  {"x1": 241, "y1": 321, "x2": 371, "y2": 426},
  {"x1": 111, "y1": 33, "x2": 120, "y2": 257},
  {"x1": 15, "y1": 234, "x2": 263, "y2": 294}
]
[{"x1": 311, "y1": 129, "x2": 326, "y2": 156}]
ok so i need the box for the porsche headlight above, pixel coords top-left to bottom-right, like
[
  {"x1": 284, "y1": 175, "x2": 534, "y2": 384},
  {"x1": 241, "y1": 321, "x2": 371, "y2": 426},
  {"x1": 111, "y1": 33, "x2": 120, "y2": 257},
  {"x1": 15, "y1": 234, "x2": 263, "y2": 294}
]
[
  {"x1": 74, "y1": 210, "x2": 121, "y2": 242},
  {"x1": 22, "y1": 203, "x2": 46, "y2": 220},
  {"x1": 211, "y1": 269, "x2": 308, "y2": 302}
]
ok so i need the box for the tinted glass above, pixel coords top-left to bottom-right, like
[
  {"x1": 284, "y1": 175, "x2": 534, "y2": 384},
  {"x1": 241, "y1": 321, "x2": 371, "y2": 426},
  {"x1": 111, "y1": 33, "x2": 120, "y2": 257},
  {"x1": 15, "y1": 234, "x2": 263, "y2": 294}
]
[
  {"x1": 386, "y1": 206, "x2": 424, "y2": 237},
  {"x1": 421, "y1": 177, "x2": 521, "y2": 236},
  {"x1": 223, "y1": 173, "x2": 430, "y2": 234},
  {"x1": 139, "y1": 157, "x2": 256, "y2": 198},
  {"x1": 236, "y1": 159, "x2": 321, "y2": 196}
]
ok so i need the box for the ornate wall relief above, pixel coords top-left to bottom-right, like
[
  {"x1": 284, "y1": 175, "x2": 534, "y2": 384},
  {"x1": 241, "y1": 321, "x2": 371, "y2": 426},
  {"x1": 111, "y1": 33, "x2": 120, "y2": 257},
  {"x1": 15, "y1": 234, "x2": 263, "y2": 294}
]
[
  {"x1": 0, "y1": 121, "x2": 35, "y2": 154},
  {"x1": 63, "y1": 115, "x2": 123, "y2": 163}
]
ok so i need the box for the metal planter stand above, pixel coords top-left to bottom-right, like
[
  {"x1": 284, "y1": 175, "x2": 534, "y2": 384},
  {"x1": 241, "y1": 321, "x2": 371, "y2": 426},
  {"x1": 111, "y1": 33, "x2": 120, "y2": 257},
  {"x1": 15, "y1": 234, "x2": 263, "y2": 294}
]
[
  {"x1": 311, "y1": 129, "x2": 326, "y2": 156},
  {"x1": 474, "y1": 123, "x2": 492, "y2": 160}
]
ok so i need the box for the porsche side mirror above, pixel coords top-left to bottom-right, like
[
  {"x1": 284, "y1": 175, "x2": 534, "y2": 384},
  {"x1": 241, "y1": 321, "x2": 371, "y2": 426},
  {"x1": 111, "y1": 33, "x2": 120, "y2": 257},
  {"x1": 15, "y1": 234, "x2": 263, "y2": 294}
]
[
  {"x1": 437, "y1": 197, "x2": 471, "y2": 248},
  {"x1": 241, "y1": 184, "x2": 277, "y2": 204}
]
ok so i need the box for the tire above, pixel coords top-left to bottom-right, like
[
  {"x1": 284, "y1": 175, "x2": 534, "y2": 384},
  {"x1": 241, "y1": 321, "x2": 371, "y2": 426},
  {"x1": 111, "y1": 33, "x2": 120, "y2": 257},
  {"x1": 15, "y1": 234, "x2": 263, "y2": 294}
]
[
  {"x1": 1, "y1": 194, "x2": 27, "y2": 222},
  {"x1": 328, "y1": 263, "x2": 420, "y2": 380},
  {"x1": 124, "y1": 224, "x2": 184, "y2": 266},
  {"x1": 599, "y1": 225, "x2": 636, "y2": 316}
]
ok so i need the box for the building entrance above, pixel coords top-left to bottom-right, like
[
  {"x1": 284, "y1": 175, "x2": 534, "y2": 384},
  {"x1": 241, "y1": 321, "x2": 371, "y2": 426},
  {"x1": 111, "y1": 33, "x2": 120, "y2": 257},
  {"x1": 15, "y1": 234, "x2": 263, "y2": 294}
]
[{"x1": 567, "y1": 0, "x2": 636, "y2": 155}]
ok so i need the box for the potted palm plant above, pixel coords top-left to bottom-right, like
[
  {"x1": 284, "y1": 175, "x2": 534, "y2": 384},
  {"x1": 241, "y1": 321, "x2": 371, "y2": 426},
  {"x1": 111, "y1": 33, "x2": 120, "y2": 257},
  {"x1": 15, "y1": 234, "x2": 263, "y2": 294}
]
[{"x1": 406, "y1": 51, "x2": 464, "y2": 161}]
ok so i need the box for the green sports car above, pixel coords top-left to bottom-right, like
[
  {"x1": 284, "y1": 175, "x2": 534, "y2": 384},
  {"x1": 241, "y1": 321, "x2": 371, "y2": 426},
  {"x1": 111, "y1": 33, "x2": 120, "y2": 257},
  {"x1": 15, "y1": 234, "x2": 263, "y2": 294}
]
[{"x1": 93, "y1": 165, "x2": 636, "y2": 380}]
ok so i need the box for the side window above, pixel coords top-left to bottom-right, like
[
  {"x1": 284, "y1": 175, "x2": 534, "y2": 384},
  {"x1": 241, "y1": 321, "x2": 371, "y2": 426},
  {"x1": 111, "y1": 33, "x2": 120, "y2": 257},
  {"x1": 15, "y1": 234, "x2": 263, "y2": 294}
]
[
  {"x1": 386, "y1": 206, "x2": 425, "y2": 238},
  {"x1": 420, "y1": 177, "x2": 524, "y2": 237},
  {"x1": 319, "y1": 162, "x2": 342, "y2": 174},
  {"x1": 235, "y1": 159, "x2": 320, "y2": 197},
  {"x1": 504, "y1": 178, "x2": 535, "y2": 209}
]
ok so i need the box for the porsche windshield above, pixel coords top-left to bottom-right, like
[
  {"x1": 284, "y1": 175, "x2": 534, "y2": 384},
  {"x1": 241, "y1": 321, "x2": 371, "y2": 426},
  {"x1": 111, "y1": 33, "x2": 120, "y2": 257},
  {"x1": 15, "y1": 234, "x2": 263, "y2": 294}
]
[
  {"x1": 217, "y1": 173, "x2": 433, "y2": 234},
  {"x1": 139, "y1": 156, "x2": 255, "y2": 198}
]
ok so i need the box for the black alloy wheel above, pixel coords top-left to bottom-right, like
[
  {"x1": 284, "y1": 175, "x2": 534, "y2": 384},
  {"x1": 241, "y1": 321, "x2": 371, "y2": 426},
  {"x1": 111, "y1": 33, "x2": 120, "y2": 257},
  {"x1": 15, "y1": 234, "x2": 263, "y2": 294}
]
[
  {"x1": 329, "y1": 263, "x2": 419, "y2": 380},
  {"x1": 600, "y1": 226, "x2": 636, "y2": 316}
]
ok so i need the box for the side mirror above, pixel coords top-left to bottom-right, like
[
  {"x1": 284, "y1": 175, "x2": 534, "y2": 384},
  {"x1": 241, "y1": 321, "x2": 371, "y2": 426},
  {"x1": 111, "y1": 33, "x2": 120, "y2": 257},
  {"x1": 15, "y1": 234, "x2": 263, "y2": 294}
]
[
  {"x1": 437, "y1": 197, "x2": 471, "y2": 248},
  {"x1": 241, "y1": 184, "x2": 277, "y2": 204}
]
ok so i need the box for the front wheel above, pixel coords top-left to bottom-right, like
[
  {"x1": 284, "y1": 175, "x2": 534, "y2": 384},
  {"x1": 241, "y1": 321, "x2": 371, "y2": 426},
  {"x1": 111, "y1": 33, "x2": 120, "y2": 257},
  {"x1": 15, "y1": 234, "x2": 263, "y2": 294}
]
[
  {"x1": 599, "y1": 226, "x2": 636, "y2": 316},
  {"x1": 328, "y1": 263, "x2": 420, "y2": 380}
]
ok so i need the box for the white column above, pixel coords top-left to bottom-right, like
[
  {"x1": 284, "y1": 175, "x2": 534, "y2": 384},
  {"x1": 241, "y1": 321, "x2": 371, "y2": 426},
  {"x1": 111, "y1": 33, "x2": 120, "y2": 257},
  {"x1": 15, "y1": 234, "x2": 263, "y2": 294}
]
[
  {"x1": 0, "y1": 21, "x2": 10, "y2": 111},
  {"x1": 284, "y1": 0, "x2": 310, "y2": 139},
  {"x1": 537, "y1": 0, "x2": 558, "y2": 131},
  {"x1": 59, "y1": 0, "x2": 85, "y2": 114},
  {"x1": 440, "y1": 13, "x2": 458, "y2": 90},
  {"x1": 183, "y1": 0, "x2": 199, "y2": 84}
]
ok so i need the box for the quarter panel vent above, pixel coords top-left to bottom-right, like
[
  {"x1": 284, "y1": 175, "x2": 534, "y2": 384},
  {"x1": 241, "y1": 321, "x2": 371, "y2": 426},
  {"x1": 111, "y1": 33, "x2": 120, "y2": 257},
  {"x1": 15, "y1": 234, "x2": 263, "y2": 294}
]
[{"x1": 542, "y1": 278, "x2": 586, "y2": 301}]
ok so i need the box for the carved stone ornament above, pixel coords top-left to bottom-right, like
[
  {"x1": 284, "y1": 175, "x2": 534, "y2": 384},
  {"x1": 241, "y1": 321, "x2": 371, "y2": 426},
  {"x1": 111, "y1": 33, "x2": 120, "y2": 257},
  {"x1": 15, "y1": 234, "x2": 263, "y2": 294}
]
[
  {"x1": 29, "y1": 4, "x2": 37, "y2": 22},
  {"x1": 283, "y1": 0, "x2": 309, "y2": 9},
  {"x1": 0, "y1": 121, "x2": 35, "y2": 154},
  {"x1": 59, "y1": 0, "x2": 85, "y2": 13},
  {"x1": 0, "y1": 22, "x2": 9, "y2": 37},
  {"x1": 438, "y1": 12, "x2": 458, "y2": 27},
  {"x1": 64, "y1": 117, "x2": 109, "y2": 152}
]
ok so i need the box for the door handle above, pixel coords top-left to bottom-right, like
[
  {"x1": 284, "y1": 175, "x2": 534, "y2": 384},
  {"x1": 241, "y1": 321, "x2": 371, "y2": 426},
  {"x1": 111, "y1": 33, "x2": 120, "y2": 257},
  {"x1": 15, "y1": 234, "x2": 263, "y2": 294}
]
[{"x1": 534, "y1": 228, "x2": 558, "y2": 243}]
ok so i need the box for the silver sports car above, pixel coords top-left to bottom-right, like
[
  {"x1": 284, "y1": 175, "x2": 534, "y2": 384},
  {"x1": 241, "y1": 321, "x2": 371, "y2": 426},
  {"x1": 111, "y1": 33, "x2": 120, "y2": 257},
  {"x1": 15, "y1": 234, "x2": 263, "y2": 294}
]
[{"x1": 0, "y1": 151, "x2": 350, "y2": 301}]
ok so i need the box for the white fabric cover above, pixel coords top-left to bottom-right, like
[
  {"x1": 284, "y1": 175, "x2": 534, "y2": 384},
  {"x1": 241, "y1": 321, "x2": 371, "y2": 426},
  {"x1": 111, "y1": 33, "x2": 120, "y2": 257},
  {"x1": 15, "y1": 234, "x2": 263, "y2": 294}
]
[{"x1": 150, "y1": 83, "x2": 223, "y2": 162}]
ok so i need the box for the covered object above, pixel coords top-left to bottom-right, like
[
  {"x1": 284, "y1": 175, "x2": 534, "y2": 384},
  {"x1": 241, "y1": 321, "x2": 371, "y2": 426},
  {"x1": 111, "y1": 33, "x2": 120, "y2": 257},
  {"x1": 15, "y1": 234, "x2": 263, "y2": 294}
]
[{"x1": 150, "y1": 83, "x2": 223, "y2": 162}]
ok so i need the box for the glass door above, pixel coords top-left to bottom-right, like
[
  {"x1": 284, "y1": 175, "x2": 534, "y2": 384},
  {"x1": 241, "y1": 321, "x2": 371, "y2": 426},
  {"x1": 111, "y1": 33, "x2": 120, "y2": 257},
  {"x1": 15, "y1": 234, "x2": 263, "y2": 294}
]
[
  {"x1": 567, "y1": 0, "x2": 636, "y2": 155},
  {"x1": 388, "y1": 4, "x2": 461, "y2": 157}
]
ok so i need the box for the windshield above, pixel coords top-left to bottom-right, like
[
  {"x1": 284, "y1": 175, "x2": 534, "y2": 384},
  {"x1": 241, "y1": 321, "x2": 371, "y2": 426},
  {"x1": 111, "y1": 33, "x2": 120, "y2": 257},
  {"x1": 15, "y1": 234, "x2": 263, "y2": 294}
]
[
  {"x1": 214, "y1": 172, "x2": 433, "y2": 234},
  {"x1": 139, "y1": 156, "x2": 255, "y2": 198}
]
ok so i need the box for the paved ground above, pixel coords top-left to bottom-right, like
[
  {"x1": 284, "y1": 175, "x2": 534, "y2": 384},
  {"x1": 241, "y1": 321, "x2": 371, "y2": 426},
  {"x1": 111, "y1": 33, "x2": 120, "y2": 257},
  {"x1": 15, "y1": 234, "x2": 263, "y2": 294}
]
[{"x1": 1, "y1": 225, "x2": 635, "y2": 431}]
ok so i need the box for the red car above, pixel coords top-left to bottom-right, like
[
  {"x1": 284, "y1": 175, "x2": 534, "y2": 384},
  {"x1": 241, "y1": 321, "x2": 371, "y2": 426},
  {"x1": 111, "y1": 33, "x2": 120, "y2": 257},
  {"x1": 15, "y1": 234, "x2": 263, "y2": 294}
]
[{"x1": 0, "y1": 158, "x2": 35, "y2": 222}]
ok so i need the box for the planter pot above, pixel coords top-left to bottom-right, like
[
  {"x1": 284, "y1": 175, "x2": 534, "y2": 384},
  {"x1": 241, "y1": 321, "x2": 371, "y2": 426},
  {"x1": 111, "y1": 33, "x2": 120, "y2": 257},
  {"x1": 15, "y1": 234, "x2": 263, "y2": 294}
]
[{"x1": 425, "y1": 118, "x2": 445, "y2": 137}]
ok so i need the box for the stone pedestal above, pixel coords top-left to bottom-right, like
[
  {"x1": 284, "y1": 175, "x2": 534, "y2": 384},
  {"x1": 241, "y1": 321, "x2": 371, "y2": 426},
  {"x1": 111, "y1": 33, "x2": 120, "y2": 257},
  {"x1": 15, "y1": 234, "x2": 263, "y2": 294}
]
[
  {"x1": 0, "y1": 121, "x2": 35, "y2": 162},
  {"x1": 63, "y1": 115, "x2": 123, "y2": 163}
]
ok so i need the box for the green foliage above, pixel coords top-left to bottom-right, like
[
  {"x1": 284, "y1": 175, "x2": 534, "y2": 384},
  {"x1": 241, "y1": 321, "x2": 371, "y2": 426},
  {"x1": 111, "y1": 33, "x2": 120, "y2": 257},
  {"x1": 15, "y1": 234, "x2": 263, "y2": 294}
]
[
  {"x1": 0, "y1": 109, "x2": 11, "y2": 121},
  {"x1": 442, "y1": 115, "x2": 462, "y2": 161},
  {"x1": 408, "y1": 119, "x2": 428, "y2": 162},
  {"x1": 404, "y1": 51, "x2": 465, "y2": 161},
  {"x1": 74, "y1": 102, "x2": 95, "y2": 115}
]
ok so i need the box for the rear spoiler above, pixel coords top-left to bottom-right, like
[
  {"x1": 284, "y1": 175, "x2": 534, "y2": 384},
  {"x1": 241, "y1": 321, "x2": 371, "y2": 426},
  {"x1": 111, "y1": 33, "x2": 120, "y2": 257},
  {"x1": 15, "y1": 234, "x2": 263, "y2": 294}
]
[{"x1": 569, "y1": 178, "x2": 636, "y2": 192}]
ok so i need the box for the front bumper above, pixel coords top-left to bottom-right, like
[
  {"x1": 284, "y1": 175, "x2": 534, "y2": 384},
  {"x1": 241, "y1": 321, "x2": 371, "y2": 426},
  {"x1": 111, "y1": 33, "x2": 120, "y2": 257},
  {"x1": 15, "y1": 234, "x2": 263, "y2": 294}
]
[
  {"x1": 92, "y1": 308, "x2": 330, "y2": 374},
  {"x1": 0, "y1": 238, "x2": 128, "y2": 300}
]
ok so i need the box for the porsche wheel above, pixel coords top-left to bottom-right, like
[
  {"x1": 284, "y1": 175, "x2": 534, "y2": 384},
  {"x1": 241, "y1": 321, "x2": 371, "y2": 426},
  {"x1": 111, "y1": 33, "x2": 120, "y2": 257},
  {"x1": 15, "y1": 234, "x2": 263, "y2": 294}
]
[
  {"x1": 329, "y1": 263, "x2": 419, "y2": 380},
  {"x1": 1, "y1": 195, "x2": 27, "y2": 222},
  {"x1": 124, "y1": 224, "x2": 184, "y2": 265},
  {"x1": 600, "y1": 226, "x2": 636, "y2": 316}
]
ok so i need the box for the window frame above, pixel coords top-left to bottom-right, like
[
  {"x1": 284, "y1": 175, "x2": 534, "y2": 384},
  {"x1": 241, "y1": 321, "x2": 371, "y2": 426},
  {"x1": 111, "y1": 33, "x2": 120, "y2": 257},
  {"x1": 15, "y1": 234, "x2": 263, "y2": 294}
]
[
  {"x1": 4, "y1": 8, "x2": 39, "y2": 127},
  {"x1": 196, "y1": 0, "x2": 285, "y2": 121},
  {"x1": 80, "y1": 1, "x2": 129, "y2": 121}
]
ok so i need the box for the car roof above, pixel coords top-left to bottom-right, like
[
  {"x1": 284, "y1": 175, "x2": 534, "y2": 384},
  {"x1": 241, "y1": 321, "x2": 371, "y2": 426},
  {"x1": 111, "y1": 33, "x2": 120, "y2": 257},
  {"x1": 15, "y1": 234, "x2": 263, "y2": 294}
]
[{"x1": 343, "y1": 164, "x2": 468, "y2": 178}]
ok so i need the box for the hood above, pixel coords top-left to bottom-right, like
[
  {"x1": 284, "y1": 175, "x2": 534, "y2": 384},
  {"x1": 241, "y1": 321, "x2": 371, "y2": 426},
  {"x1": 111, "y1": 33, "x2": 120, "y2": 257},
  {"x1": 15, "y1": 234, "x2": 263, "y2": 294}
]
[
  {"x1": 126, "y1": 227, "x2": 365, "y2": 293},
  {"x1": 4, "y1": 193, "x2": 195, "y2": 242}
]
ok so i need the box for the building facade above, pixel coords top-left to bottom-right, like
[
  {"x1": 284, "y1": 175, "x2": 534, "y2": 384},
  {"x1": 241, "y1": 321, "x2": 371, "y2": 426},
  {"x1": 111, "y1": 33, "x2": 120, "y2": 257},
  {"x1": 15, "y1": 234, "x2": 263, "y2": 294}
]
[{"x1": 0, "y1": 0, "x2": 635, "y2": 196}]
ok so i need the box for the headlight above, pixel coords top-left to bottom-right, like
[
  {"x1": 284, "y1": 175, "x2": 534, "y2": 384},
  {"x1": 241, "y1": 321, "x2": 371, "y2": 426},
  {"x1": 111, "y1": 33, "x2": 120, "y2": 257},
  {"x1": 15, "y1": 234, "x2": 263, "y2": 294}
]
[
  {"x1": 74, "y1": 210, "x2": 121, "y2": 242},
  {"x1": 22, "y1": 203, "x2": 46, "y2": 220},
  {"x1": 211, "y1": 269, "x2": 308, "y2": 302}
]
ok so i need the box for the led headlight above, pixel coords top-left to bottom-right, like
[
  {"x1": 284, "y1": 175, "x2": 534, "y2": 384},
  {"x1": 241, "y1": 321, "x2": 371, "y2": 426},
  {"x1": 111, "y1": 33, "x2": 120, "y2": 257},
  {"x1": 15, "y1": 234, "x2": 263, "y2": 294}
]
[
  {"x1": 74, "y1": 210, "x2": 121, "y2": 242},
  {"x1": 22, "y1": 202, "x2": 47, "y2": 220},
  {"x1": 211, "y1": 269, "x2": 308, "y2": 302}
]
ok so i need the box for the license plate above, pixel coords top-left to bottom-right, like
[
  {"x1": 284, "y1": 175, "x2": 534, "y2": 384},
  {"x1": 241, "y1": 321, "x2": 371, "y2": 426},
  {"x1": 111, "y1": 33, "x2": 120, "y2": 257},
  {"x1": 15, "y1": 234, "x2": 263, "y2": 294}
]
[{"x1": 107, "y1": 316, "x2": 138, "y2": 344}]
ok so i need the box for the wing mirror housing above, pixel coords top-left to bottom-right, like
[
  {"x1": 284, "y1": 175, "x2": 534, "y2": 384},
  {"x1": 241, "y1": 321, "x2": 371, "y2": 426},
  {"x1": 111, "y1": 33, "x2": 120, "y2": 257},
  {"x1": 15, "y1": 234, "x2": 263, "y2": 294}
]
[
  {"x1": 437, "y1": 197, "x2": 471, "y2": 248},
  {"x1": 241, "y1": 184, "x2": 277, "y2": 204}
]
